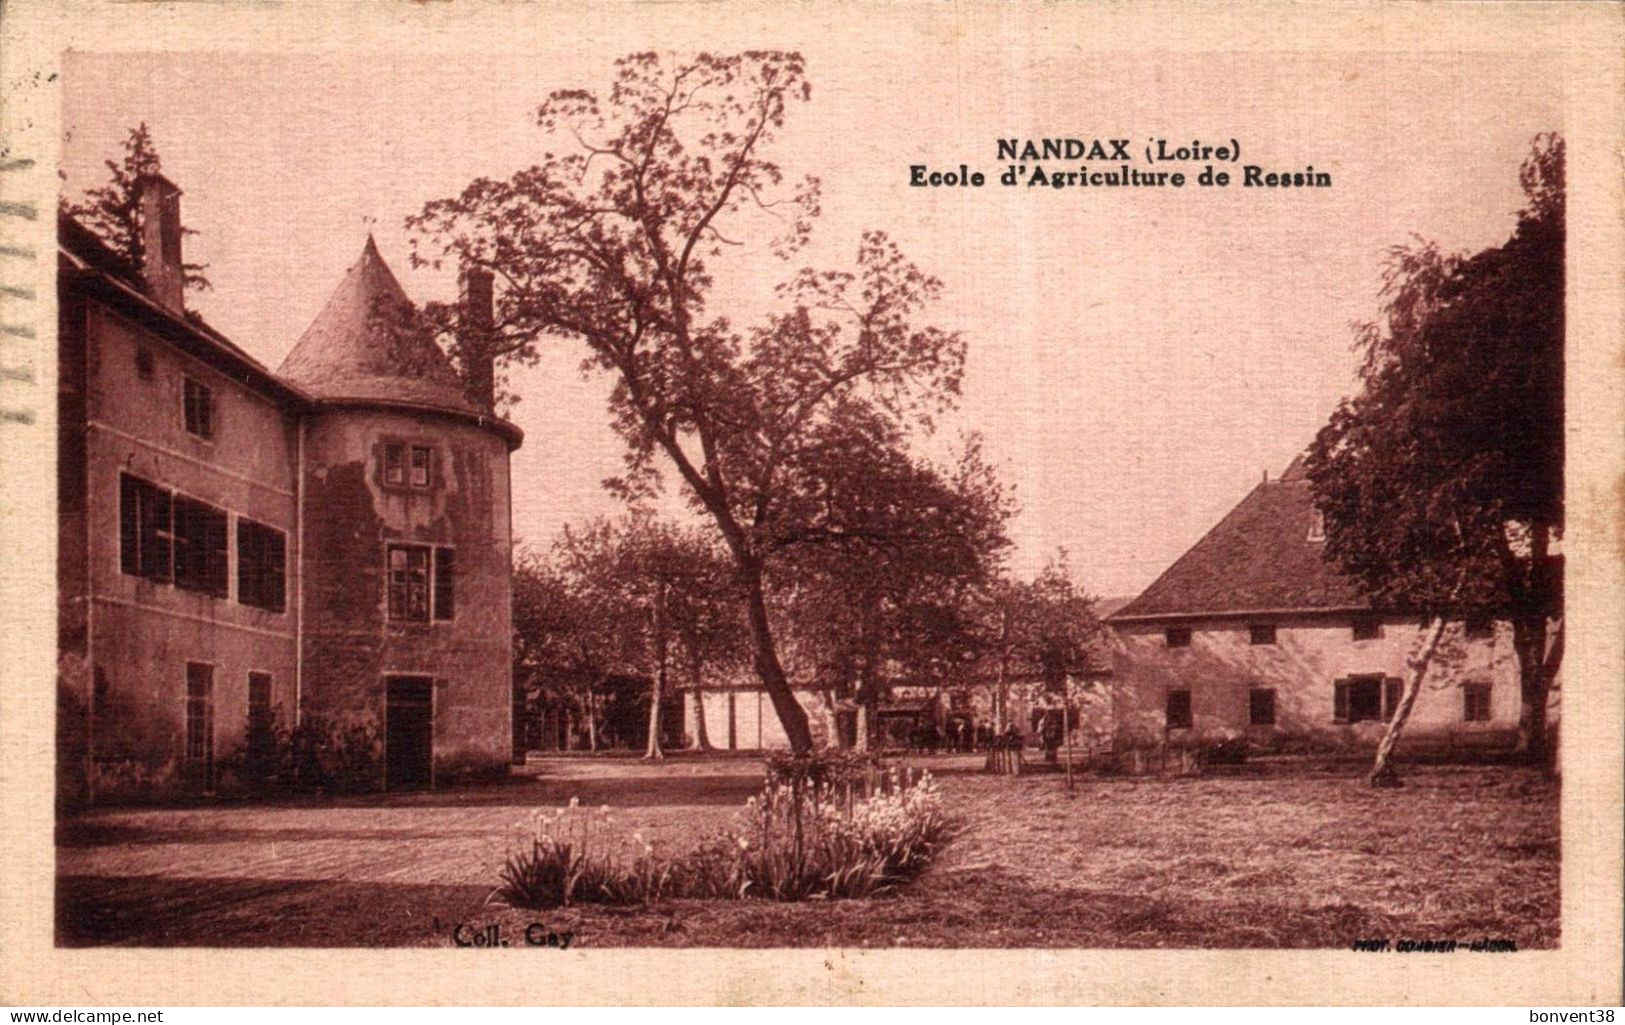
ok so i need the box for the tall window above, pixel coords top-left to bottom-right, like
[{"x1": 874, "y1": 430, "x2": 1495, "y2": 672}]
[
  {"x1": 1165, "y1": 689, "x2": 1193, "y2": 730},
  {"x1": 182, "y1": 376, "x2": 213, "y2": 439},
  {"x1": 172, "y1": 496, "x2": 229, "y2": 597},
  {"x1": 237, "y1": 518, "x2": 287, "y2": 612},
  {"x1": 388, "y1": 544, "x2": 431, "y2": 621},
  {"x1": 185, "y1": 662, "x2": 215, "y2": 786},
  {"x1": 1463, "y1": 682, "x2": 1492, "y2": 722},
  {"x1": 1249, "y1": 687, "x2": 1277, "y2": 726},
  {"x1": 119, "y1": 473, "x2": 172, "y2": 581},
  {"x1": 247, "y1": 671, "x2": 274, "y2": 742}
]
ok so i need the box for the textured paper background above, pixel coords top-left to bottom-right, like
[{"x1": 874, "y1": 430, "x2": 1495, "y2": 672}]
[{"x1": 1, "y1": 0, "x2": 1620, "y2": 1006}]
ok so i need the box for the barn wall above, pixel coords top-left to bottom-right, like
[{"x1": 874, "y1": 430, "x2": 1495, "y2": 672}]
[
  {"x1": 685, "y1": 689, "x2": 836, "y2": 750},
  {"x1": 1107, "y1": 613, "x2": 1525, "y2": 748}
]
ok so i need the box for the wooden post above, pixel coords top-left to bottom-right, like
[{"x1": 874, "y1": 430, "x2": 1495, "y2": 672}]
[{"x1": 1064, "y1": 675, "x2": 1076, "y2": 793}]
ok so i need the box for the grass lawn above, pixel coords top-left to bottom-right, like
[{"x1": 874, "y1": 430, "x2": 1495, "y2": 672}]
[{"x1": 57, "y1": 757, "x2": 1558, "y2": 948}]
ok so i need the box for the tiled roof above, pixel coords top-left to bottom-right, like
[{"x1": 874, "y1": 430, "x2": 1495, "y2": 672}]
[
  {"x1": 277, "y1": 237, "x2": 477, "y2": 415},
  {"x1": 1109, "y1": 461, "x2": 1369, "y2": 621}
]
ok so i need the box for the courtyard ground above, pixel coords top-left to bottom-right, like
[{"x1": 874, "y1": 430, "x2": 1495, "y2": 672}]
[{"x1": 56, "y1": 755, "x2": 1558, "y2": 948}]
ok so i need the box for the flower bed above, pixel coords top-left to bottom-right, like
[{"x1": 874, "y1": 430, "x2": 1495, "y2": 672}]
[{"x1": 495, "y1": 763, "x2": 950, "y2": 909}]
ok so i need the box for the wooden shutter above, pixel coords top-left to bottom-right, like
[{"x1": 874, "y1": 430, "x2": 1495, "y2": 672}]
[
  {"x1": 1333, "y1": 679, "x2": 1349, "y2": 723},
  {"x1": 206, "y1": 508, "x2": 229, "y2": 598},
  {"x1": 119, "y1": 474, "x2": 140, "y2": 575},
  {"x1": 433, "y1": 546, "x2": 455, "y2": 620},
  {"x1": 139, "y1": 484, "x2": 172, "y2": 581},
  {"x1": 1383, "y1": 678, "x2": 1402, "y2": 722}
]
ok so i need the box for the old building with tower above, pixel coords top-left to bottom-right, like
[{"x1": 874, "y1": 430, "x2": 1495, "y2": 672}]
[{"x1": 57, "y1": 173, "x2": 521, "y2": 801}]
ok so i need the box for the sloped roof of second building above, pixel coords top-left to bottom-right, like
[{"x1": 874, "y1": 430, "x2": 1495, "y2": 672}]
[{"x1": 1109, "y1": 462, "x2": 1368, "y2": 621}]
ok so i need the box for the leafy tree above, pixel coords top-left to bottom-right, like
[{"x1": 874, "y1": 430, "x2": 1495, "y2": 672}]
[
  {"x1": 1306, "y1": 133, "x2": 1564, "y2": 782},
  {"x1": 775, "y1": 433, "x2": 1012, "y2": 747},
  {"x1": 512, "y1": 549, "x2": 608, "y2": 752},
  {"x1": 63, "y1": 123, "x2": 211, "y2": 294},
  {"x1": 974, "y1": 552, "x2": 1103, "y2": 734},
  {"x1": 408, "y1": 52, "x2": 968, "y2": 752}
]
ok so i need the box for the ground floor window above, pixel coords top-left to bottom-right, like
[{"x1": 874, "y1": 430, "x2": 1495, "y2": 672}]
[
  {"x1": 184, "y1": 662, "x2": 215, "y2": 787},
  {"x1": 1463, "y1": 682, "x2": 1492, "y2": 722},
  {"x1": 1335, "y1": 674, "x2": 1401, "y2": 724},
  {"x1": 1165, "y1": 689, "x2": 1192, "y2": 729},
  {"x1": 1249, "y1": 687, "x2": 1277, "y2": 726}
]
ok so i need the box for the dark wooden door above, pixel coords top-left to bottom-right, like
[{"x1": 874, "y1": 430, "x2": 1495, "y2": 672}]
[{"x1": 385, "y1": 676, "x2": 434, "y2": 790}]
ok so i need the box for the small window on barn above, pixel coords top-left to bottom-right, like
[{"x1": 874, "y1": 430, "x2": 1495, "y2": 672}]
[
  {"x1": 388, "y1": 544, "x2": 430, "y2": 621},
  {"x1": 182, "y1": 376, "x2": 214, "y2": 440},
  {"x1": 120, "y1": 473, "x2": 173, "y2": 582},
  {"x1": 1164, "y1": 625, "x2": 1192, "y2": 648},
  {"x1": 432, "y1": 546, "x2": 455, "y2": 620},
  {"x1": 1249, "y1": 688, "x2": 1277, "y2": 726},
  {"x1": 1351, "y1": 616, "x2": 1381, "y2": 641},
  {"x1": 1463, "y1": 682, "x2": 1492, "y2": 722},
  {"x1": 1307, "y1": 507, "x2": 1326, "y2": 542},
  {"x1": 410, "y1": 445, "x2": 433, "y2": 488},
  {"x1": 135, "y1": 348, "x2": 155, "y2": 381},
  {"x1": 1334, "y1": 675, "x2": 1389, "y2": 724},
  {"x1": 237, "y1": 518, "x2": 287, "y2": 612},
  {"x1": 1464, "y1": 614, "x2": 1495, "y2": 640},
  {"x1": 1165, "y1": 689, "x2": 1193, "y2": 730},
  {"x1": 1248, "y1": 623, "x2": 1277, "y2": 645},
  {"x1": 382, "y1": 443, "x2": 406, "y2": 486},
  {"x1": 172, "y1": 495, "x2": 229, "y2": 598}
]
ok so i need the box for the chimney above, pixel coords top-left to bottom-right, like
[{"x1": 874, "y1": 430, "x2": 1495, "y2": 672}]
[
  {"x1": 458, "y1": 265, "x2": 496, "y2": 411},
  {"x1": 136, "y1": 174, "x2": 185, "y2": 314}
]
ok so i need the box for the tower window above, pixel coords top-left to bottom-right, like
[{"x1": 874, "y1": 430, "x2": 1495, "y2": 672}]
[
  {"x1": 388, "y1": 544, "x2": 431, "y2": 621},
  {"x1": 410, "y1": 445, "x2": 433, "y2": 487},
  {"x1": 382, "y1": 443, "x2": 406, "y2": 485}
]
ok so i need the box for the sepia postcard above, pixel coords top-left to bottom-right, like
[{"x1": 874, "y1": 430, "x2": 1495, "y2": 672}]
[{"x1": 0, "y1": 0, "x2": 1621, "y2": 1008}]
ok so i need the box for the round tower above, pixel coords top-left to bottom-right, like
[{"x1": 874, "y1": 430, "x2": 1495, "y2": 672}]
[{"x1": 278, "y1": 238, "x2": 521, "y2": 789}]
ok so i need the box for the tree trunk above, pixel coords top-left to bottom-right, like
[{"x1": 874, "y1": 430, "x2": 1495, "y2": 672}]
[
  {"x1": 585, "y1": 687, "x2": 599, "y2": 751},
  {"x1": 855, "y1": 702, "x2": 870, "y2": 753},
  {"x1": 687, "y1": 653, "x2": 714, "y2": 752},
  {"x1": 645, "y1": 580, "x2": 667, "y2": 760},
  {"x1": 1512, "y1": 615, "x2": 1559, "y2": 769},
  {"x1": 739, "y1": 561, "x2": 814, "y2": 754},
  {"x1": 1368, "y1": 614, "x2": 1449, "y2": 786}
]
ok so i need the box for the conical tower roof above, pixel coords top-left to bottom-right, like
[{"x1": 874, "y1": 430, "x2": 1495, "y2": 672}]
[{"x1": 277, "y1": 237, "x2": 476, "y2": 413}]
